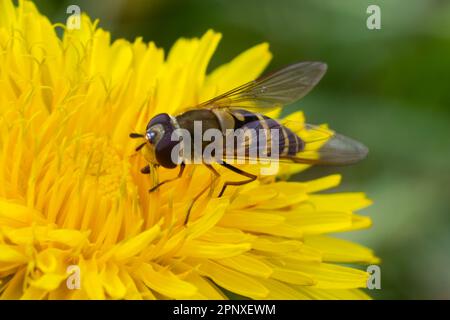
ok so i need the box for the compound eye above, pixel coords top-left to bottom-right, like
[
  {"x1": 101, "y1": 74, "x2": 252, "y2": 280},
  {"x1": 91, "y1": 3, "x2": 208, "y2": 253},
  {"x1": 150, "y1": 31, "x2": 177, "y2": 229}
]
[
  {"x1": 146, "y1": 124, "x2": 164, "y2": 145},
  {"x1": 147, "y1": 131, "x2": 157, "y2": 144}
]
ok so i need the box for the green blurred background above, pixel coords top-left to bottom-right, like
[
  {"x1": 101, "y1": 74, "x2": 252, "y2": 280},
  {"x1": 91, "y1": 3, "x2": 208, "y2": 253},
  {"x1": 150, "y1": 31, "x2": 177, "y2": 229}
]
[{"x1": 34, "y1": 0, "x2": 450, "y2": 299}]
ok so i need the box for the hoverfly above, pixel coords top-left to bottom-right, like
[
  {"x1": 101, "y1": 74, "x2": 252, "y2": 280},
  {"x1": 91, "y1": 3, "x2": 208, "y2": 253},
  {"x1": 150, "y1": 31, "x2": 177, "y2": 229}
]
[{"x1": 130, "y1": 62, "x2": 368, "y2": 223}]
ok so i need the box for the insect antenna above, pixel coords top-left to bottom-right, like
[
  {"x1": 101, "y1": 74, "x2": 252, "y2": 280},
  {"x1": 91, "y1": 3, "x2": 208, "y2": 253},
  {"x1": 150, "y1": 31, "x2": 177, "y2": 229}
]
[
  {"x1": 135, "y1": 142, "x2": 146, "y2": 151},
  {"x1": 129, "y1": 132, "x2": 145, "y2": 139}
]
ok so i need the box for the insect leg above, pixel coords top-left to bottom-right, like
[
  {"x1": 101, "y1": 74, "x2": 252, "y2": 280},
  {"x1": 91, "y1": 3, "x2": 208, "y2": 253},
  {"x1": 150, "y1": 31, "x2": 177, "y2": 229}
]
[
  {"x1": 148, "y1": 162, "x2": 185, "y2": 193},
  {"x1": 218, "y1": 161, "x2": 257, "y2": 197},
  {"x1": 184, "y1": 164, "x2": 220, "y2": 225},
  {"x1": 206, "y1": 163, "x2": 219, "y2": 176},
  {"x1": 140, "y1": 165, "x2": 151, "y2": 174}
]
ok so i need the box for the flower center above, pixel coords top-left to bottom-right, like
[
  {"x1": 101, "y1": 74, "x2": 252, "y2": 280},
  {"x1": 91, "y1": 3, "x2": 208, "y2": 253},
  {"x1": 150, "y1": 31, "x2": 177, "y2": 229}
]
[{"x1": 69, "y1": 136, "x2": 133, "y2": 200}]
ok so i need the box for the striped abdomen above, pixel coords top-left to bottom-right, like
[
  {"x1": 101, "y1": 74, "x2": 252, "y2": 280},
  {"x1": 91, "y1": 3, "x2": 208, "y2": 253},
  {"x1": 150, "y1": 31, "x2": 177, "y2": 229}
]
[{"x1": 230, "y1": 109, "x2": 304, "y2": 156}]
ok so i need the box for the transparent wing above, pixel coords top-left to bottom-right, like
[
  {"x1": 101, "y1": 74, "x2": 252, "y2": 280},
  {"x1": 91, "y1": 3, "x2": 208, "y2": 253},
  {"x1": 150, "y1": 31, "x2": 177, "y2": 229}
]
[
  {"x1": 194, "y1": 61, "x2": 327, "y2": 113},
  {"x1": 222, "y1": 120, "x2": 368, "y2": 166},
  {"x1": 287, "y1": 123, "x2": 369, "y2": 165}
]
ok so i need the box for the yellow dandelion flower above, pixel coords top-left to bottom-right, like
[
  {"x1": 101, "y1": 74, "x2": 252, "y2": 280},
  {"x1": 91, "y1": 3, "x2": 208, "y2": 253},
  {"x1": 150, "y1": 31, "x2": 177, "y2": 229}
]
[{"x1": 0, "y1": 0, "x2": 378, "y2": 300}]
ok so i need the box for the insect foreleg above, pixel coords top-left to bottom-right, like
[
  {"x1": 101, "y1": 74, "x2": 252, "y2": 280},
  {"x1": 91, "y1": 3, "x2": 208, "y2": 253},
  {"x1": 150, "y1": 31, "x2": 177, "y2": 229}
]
[
  {"x1": 148, "y1": 162, "x2": 185, "y2": 193},
  {"x1": 218, "y1": 161, "x2": 257, "y2": 197},
  {"x1": 140, "y1": 165, "x2": 151, "y2": 174}
]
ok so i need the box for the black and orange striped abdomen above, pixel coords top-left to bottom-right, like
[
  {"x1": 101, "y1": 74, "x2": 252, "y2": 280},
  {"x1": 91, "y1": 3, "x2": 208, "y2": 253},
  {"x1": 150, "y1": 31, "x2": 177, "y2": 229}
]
[{"x1": 230, "y1": 109, "x2": 304, "y2": 156}]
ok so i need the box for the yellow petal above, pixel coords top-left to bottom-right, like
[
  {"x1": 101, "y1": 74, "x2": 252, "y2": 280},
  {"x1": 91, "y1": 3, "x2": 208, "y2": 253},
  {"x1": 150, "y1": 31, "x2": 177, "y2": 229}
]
[
  {"x1": 178, "y1": 240, "x2": 251, "y2": 259},
  {"x1": 287, "y1": 209, "x2": 353, "y2": 234},
  {"x1": 229, "y1": 184, "x2": 278, "y2": 210},
  {"x1": 119, "y1": 270, "x2": 144, "y2": 300},
  {"x1": 0, "y1": 0, "x2": 16, "y2": 28},
  {"x1": 216, "y1": 253, "x2": 273, "y2": 278},
  {"x1": 136, "y1": 263, "x2": 197, "y2": 299},
  {"x1": 201, "y1": 42, "x2": 272, "y2": 102},
  {"x1": 21, "y1": 286, "x2": 48, "y2": 300},
  {"x1": 112, "y1": 223, "x2": 160, "y2": 261},
  {"x1": 199, "y1": 226, "x2": 255, "y2": 244},
  {"x1": 252, "y1": 236, "x2": 303, "y2": 253},
  {"x1": 286, "y1": 261, "x2": 369, "y2": 289},
  {"x1": 197, "y1": 260, "x2": 269, "y2": 299},
  {"x1": 261, "y1": 278, "x2": 311, "y2": 300},
  {"x1": 305, "y1": 175, "x2": 341, "y2": 193},
  {"x1": 35, "y1": 248, "x2": 65, "y2": 273},
  {"x1": 0, "y1": 244, "x2": 27, "y2": 263},
  {"x1": 29, "y1": 273, "x2": 66, "y2": 291},
  {"x1": 269, "y1": 265, "x2": 316, "y2": 286},
  {"x1": 183, "y1": 272, "x2": 227, "y2": 300},
  {"x1": 309, "y1": 193, "x2": 372, "y2": 212},
  {"x1": 79, "y1": 258, "x2": 105, "y2": 300},
  {"x1": 296, "y1": 287, "x2": 371, "y2": 300},
  {"x1": 252, "y1": 182, "x2": 308, "y2": 209},
  {"x1": 304, "y1": 235, "x2": 379, "y2": 264},
  {"x1": 0, "y1": 199, "x2": 44, "y2": 227},
  {"x1": 0, "y1": 267, "x2": 25, "y2": 299},
  {"x1": 219, "y1": 210, "x2": 285, "y2": 231},
  {"x1": 187, "y1": 198, "x2": 228, "y2": 240},
  {"x1": 101, "y1": 263, "x2": 127, "y2": 299}
]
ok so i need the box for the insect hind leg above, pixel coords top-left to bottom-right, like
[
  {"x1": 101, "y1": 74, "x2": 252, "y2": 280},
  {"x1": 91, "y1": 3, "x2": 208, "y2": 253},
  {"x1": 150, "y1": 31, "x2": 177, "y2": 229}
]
[{"x1": 218, "y1": 161, "x2": 257, "y2": 197}]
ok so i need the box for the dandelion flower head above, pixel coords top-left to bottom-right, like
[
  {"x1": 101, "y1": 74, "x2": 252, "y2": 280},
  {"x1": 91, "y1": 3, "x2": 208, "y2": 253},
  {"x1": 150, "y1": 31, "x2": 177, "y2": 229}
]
[{"x1": 0, "y1": 0, "x2": 378, "y2": 299}]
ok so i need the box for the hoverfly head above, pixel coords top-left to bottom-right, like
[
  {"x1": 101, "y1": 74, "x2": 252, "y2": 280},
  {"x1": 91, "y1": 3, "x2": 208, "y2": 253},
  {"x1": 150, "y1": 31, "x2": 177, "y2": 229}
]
[{"x1": 145, "y1": 113, "x2": 178, "y2": 168}]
